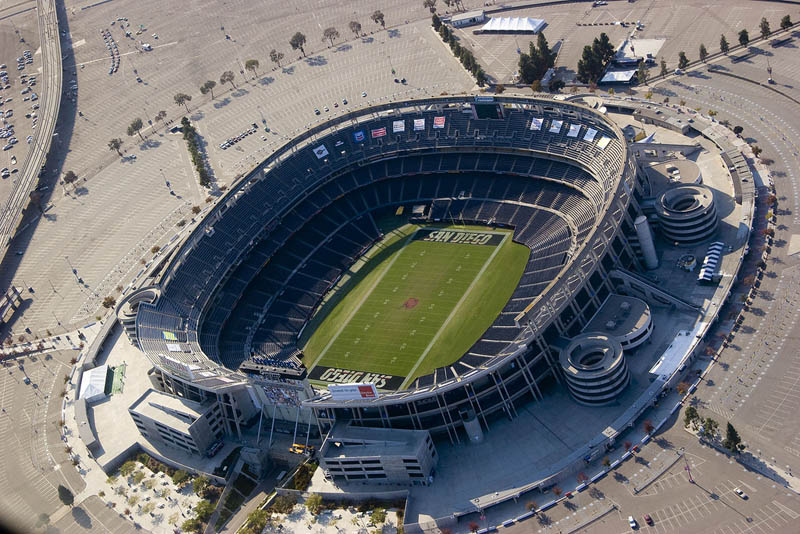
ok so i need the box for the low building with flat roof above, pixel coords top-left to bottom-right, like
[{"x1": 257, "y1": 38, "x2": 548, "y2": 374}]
[
  {"x1": 320, "y1": 423, "x2": 437, "y2": 485},
  {"x1": 129, "y1": 389, "x2": 224, "y2": 457},
  {"x1": 451, "y1": 10, "x2": 485, "y2": 28}
]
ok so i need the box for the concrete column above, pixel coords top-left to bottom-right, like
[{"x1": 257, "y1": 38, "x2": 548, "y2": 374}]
[{"x1": 634, "y1": 215, "x2": 659, "y2": 269}]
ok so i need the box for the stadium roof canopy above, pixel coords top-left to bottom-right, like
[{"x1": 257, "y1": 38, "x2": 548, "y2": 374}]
[
  {"x1": 481, "y1": 17, "x2": 546, "y2": 33},
  {"x1": 600, "y1": 69, "x2": 636, "y2": 83},
  {"x1": 79, "y1": 364, "x2": 109, "y2": 403}
]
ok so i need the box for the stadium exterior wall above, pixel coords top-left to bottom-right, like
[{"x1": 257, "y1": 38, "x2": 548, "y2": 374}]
[{"x1": 124, "y1": 95, "x2": 637, "y2": 441}]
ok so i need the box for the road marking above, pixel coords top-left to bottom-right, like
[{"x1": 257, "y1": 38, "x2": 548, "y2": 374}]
[{"x1": 772, "y1": 500, "x2": 800, "y2": 519}]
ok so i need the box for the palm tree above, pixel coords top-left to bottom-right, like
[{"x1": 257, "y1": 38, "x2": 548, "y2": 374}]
[
  {"x1": 173, "y1": 93, "x2": 192, "y2": 112},
  {"x1": 127, "y1": 118, "x2": 144, "y2": 140},
  {"x1": 322, "y1": 27, "x2": 340, "y2": 46},
  {"x1": 108, "y1": 137, "x2": 123, "y2": 156},
  {"x1": 349, "y1": 21, "x2": 362, "y2": 37},
  {"x1": 371, "y1": 10, "x2": 385, "y2": 29},
  {"x1": 199, "y1": 80, "x2": 216, "y2": 99},
  {"x1": 245, "y1": 59, "x2": 259, "y2": 78},
  {"x1": 269, "y1": 49, "x2": 284, "y2": 68},
  {"x1": 220, "y1": 70, "x2": 236, "y2": 89},
  {"x1": 289, "y1": 32, "x2": 307, "y2": 57}
]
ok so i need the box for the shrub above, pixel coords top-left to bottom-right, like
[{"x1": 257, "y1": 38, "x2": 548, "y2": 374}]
[
  {"x1": 306, "y1": 493, "x2": 323, "y2": 515},
  {"x1": 267, "y1": 494, "x2": 297, "y2": 514},
  {"x1": 293, "y1": 462, "x2": 317, "y2": 490}
]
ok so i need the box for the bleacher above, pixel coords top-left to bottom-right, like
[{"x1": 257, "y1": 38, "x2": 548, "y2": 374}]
[{"x1": 132, "y1": 97, "x2": 628, "y2": 390}]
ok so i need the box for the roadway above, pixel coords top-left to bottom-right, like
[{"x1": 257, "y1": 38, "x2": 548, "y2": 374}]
[{"x1": 0, "y1": 0, "x2": 61, "y2": 254}]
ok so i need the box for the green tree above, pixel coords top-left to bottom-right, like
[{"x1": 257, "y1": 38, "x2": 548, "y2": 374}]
[
  {"x1": 423, "y1": 0, "x2": 437, "y2": 12},
  {"x1": 269, "y1": 49, "x2": 285, "y2": 68},
  {"x1": 245, "y1": 59, "x2": 259, "y2": 78},
  {"x1": 306, "y1": 493, "x2": 323, "y2": 515},
  {"x1": 171, "y1": 469, "x2": 190, "y2": 487},
  {"x1": 174, "y1": 93, "x2": 192, "y2": 112},
  {"x1": 200, "y1": 80, "x2": 216, "y2": 99},
  {"x1": 518, "y1": 32, "x2": 555, "y2": 84},
  {"x1": 723, "y1": 422, "x2": 744, "y2": 453},
  {"x1": 738, "y1": 29, "x2": 749, "y2": 47},
  {"x1": 244, "y1": 509, "x2": 270, "y2": 534},
  {"x1": 637, "y1": 61, "x2": 648, "y2": 85},
  {"x1": 349, "y1": 20, "x2": 362, "y2": 36},
  {"x1": 699, "y1": 43, "x2": 708, "y2": 62},
  {"x1": 127, "y1": 117, "x2": 144, "y2": 141},
  {"x1": 678, "y1": 51, "x2": 689, "y2": 70},
  {"x1": 550, "y1": 78, "x2": 565, "y2": 92},
  {"x1": 102, "y1": 295, "x2": 116, "y2": 308},
  {"x1": 720, "y1": 34, "x2": 729, "y2": 54},
  {"x1": 120, "y1": 460, "x2": 137, "y2": 477},
  {"x1": 432, "y1": 13, "x2": 442, "y2": 30},
  {"x1": 576, "y1": 33, "x2": 614, "y2": 83},
  {"x1": 371, "y1": 10, "x2": 385, "y2": 28},
  {"x1": 683, "y1": 406, "x2": 699, "y2": 427},
  {"x1": 290, "y1": 31, "x2": 307, "y2": 56},
  {"x1": 108, "y1": 137, "x2": 123, "y2": 156},
  {"x1": 702, "y1": 416, "x2": 719, "y2": 438},
  {"x1": 193, "y1": 475, "x2": 209, "y2": 497},
  {"x1": 781, "y1": 15, "x2": 792, "y2": 30},
  {"x1": 372, "y1": 508, "x2": 387, "y2": 525},
  {"x1": 660, "y1": 57, "x2": 668, "y2": 76},
  {"x1": 181, "y1": 518, "x2": 203, "y2": 533},
  {"x1": 760, "y1": 17, "x2": 771, "y2": 39},
  {"x1": 322, "y1": 27, "x2": 340, "y2": 46},
  {"x1": 58, "y1": 485, "x2": 74, "y2": 507},
  {"x1": 220, "y1": 70, "x2": 236, "y2": 90},
  {"x1": 132, "y1": 471, "x2": 146, "y2": 485},
  {"x1": 194, "y1": 499, "x2": 215, "y2": 522},
  {"x1": 154, "y1": 110, "x2": 167, "y2": 131},
  {"x1": 63, "y1": 170, "x2": 78, "y2": 190}
]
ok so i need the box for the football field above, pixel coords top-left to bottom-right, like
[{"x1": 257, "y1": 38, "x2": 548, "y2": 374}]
[{"x1": 303, "y1": 224, "x2": 529, "y2": 390}]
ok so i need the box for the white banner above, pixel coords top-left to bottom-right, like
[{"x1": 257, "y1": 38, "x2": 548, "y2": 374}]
[
  {"x1": 414, "y1": 118, "x2": 425, "y2": 131},
  {"x1": 313, "y1": 144, "x2": 329, "y2": 159},
  {"x1": 530, "y1": 117, "x2": 543, "y2": 131},
  {"x1": 549, "y1": 120, "x2": 563, "y2": 133},
  {"x1": 584, "y1": 128, "x2": 598, "y2": 142},
  {"x1": 567, "y1": 124, "x2": 580, "y2": 138},
  {"x1": 392, "y1": 120, "x2": 405, "y2": 133}
]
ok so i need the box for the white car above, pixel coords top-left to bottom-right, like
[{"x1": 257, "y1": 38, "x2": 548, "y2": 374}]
[
  {"x1": 628, "y1": 516, "x2": 637, "y2": 529},
  {"x1": 734, "y1": 488, "x2": 748, "y2": 500},
  {"x1": 361, "y1": 91, "x2": 367, "y2": 97}
]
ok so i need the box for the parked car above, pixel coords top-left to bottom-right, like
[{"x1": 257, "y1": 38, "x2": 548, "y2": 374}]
[
  {"x1": 734, "y1": 488, "x2": 748, "y2": 500},
  {"x1": 644, "y1": 514, "x2": 653, "y2": 526},
  {"x1": 628, "y1": 516, "x2": 637, "y2": 529}
]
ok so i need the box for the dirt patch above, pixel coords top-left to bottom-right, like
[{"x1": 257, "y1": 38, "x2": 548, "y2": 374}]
[{"x1": 403, "y1": 298, "x2": 419, "y2": 309}]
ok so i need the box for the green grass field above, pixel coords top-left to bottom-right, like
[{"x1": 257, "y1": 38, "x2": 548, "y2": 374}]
[{"x1": 301, "y1": 224, "x2": 529, "y2": 389}]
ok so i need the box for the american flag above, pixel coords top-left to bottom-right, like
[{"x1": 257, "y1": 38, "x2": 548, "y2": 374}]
[{"x1": 371, "y1": 127, "x2": 387, "y2": 138}]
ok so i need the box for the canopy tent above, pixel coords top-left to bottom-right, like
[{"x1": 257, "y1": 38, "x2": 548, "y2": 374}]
[
  {"x1": 79, "y1": 364, "x2": 109, "y2": 404},
  {"x1": 480, "y1": 17, "x2": 546, "y2": 33},
  {"x1": 600, "y1": 69, "x2": 636, "y2": 84}
]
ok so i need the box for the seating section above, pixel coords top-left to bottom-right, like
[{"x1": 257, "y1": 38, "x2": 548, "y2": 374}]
[{"x1": 133, "y1": 101, "x2": 626, "y2": 389}]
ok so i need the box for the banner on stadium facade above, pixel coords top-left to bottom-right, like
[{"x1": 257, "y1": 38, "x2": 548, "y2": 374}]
[
  {"x1": 371, "y1": 127, "x2": 387, "y2": 138},
  {"x1": 328, "y1": 383, "x2": 380, "y2": 401},
  {"x1": 530, "y1": 117, "x2": 543, "y2": 130},
  {"x1": 353, "y1": 130, "x2": 365, "y2": 142},
  {"x1": 313, "y1": 144, "x2": 329, "y2": 158},
  {"x1": 309, "y1": 365, "x2": 404, "y2": 390},
  {"x1": 584, "y1": 128, "x2": 598, "y2": 142},
  {"x1": 433, "y1": 116, "x2": 445, "y2": 129},
  {"x1": 413, "y1": 118, "x2": 425, "y2": 131},
  {"x1": 549, "y1": 119, "x2": 563, "y2": 133},
  {"x1": 392, "y1": 120, "x2": 405, "y2": 133},
  {"x1": 567, "y1": 123, "x2": 580, "y2": 138}
]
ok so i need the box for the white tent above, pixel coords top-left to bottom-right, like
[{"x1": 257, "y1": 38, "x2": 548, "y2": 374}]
[
  {"x1": 79, "y1": 364, "x2": 109, "y2": 404},
  {"x1": 480, "y1": 17, "x2": 546, "y2": 33}
]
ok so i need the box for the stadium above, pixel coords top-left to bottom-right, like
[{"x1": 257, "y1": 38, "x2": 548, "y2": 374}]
[{"x1": 118, "y1": 94, "x2": 640, "y2": 441}]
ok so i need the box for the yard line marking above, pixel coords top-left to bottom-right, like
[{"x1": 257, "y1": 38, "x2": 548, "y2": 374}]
[
  {"x1": 400, "y1": 233, "x2": 508, "y2": 389},
  {"x1": 307, "y1": 229, "x2": 416, "y2": 370}
]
